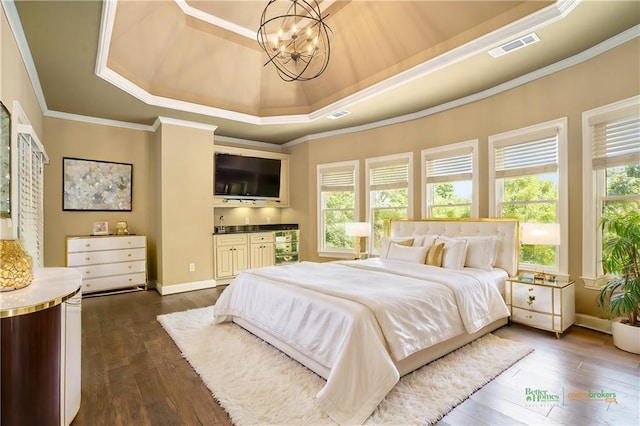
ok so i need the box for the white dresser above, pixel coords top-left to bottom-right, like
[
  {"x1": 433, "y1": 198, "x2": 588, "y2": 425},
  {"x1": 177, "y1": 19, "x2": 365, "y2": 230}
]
[{"x1": 66, "y1": 235, "x2": 147, "y2": 294}]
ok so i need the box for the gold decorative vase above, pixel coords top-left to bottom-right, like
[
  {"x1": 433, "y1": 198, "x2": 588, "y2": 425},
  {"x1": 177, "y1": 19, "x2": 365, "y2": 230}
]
[{"x1": 0, "y1": 239, "x2": 33, "y2": 291}]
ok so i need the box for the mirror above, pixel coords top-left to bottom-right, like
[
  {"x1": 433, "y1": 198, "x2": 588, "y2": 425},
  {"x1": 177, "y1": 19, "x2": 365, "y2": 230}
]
[{"x1": 0, "y1": 101, "x2": 10, "y2": 218}]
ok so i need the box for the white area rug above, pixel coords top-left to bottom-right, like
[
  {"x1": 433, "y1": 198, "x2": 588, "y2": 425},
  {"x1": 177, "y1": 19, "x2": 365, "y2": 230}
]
[{"x1": 158, "y1": 306, "x2": 533, "y2": 425}]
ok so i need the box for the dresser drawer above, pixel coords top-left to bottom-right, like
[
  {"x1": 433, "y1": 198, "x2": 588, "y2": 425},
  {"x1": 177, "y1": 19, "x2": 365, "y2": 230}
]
[
  {"x1": 67, "y1": 248, "x2": 146, "y2": 267},
  {"x1": 83, "y1": 272, "x2": 147, "y2": 294},
  {"x1": 73, "y1": 260, "x2": 146, "y2": 280},
  {"x1": 67, "y1": 236, "x2": 146, "y2": 253},
  {"x1": 249, "y1": 232, "x2": 274, "y2": 244},
  {"x1": 511, "y1": 282, "x2": 553, "y2": 313}
]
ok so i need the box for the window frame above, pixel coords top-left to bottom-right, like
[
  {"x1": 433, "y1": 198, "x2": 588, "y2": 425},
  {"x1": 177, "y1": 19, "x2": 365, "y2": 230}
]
[
  {"x1": 316, "y1": 160, "x2": 360, "y2": 258},
  {"x1": 421, "y1": 139, "x2": 479, "y2": 218},
  {"x1": 489, "y1": 117, "x2": 568, "y2": 276},
  {"x1": 365, "y1": 152, "x2": 413, "y2": 255},
  {"x1": 581, "y1": 95, "x2": 640, "y2": 289}
]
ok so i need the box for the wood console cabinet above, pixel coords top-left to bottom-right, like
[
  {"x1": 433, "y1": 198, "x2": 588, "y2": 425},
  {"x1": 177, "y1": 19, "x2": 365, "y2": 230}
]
[
  {"x1": 66, "y1": 235, "x2": 147, "y2": 294},
  {"x1": 214, "y1": 233, "x2": 249, "y2": 282}
]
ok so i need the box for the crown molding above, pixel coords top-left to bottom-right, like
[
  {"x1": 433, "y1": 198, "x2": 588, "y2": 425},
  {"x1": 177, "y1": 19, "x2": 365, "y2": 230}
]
[{"x1": 153, "y1": 116, "x2": 218, "y2": 132}]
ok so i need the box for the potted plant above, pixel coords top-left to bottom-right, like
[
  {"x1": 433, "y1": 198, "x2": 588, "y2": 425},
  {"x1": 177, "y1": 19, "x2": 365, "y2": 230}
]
[{"x1": 597, "y1": 209, "x2": 640, "y2": 354}]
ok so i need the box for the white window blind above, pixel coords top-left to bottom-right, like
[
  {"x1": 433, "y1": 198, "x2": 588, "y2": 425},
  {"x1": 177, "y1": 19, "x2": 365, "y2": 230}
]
[
  {"x1": 591, "y1": 114, "x2": 640, "y2": 169},
  {"x1": 15, "y1": 128, "x2": 47, "y2": 268},
  {"x1": 425, "y1": 147, "x2": 473, "y2": 183},
  {"x1": 369, "y1": 160, "x2": 409, "y2": 191},
  {"x1": 494, "y1": 133, "x2": 558, "y2": 179},
  {"x1": 320, "y1": 165, "x2": 355, "y2": 192}
]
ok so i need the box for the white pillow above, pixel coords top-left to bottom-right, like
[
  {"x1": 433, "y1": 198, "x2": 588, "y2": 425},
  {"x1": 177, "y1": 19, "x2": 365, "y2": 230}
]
[
  {"x1": 410, "y1": 235, "x2": 426, "y2": 247},
  {"x1": 387, "y1": 243, "x2": 429, "y2": 264},
  {"x1": 380, "y1": 236, "x2": 415, "y2": 259},
  {"x1": 436, "y1": 236, "x2": 468, "y2": 269},
  {"x1": 457, "y1": 236, "x2": 499, "y2": 270},
  {"x1": 418, "y1": 234, "x2": 439, "y2": 248}
]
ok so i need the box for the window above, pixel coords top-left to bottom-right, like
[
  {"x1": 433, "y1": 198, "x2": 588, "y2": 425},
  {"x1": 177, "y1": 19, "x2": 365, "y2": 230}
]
[
  {"x1": 317, "y1": 161, "x2": 359, "y2": 256},
  {"x1": 366, "y1": 153, "x2": 413, "y2": 255},
  {"x1": 489, "y1": 118, "x2": 568, "y2": 274},
  {"x1": 582, "y1": 96, "x2": 640, "y2": 288},
  {"x1": 11, "y1": 102, "x2": 48, "y2": 268},
  {"x1": 422, "y1": 140, "x2": 478, "y2": 218}
]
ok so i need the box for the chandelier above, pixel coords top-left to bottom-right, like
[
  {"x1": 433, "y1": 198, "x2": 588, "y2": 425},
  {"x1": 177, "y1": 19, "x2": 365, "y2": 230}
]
[{"x1": 257, "y1": 0, "x2": 333, "y2": 82}]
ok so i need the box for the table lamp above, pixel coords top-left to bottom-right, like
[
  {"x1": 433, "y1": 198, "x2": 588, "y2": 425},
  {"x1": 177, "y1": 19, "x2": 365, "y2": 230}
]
[{"x1": 345, "y1": 222, "x2": 371, "y2": 260}]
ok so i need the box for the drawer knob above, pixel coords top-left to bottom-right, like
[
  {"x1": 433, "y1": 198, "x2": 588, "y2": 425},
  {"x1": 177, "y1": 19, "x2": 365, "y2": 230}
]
[
  {"x1": 528, "y1": 287, "x2": 534, "y2": 292},
  {"x1": 128, "y1": 265, "x2": 132, "y2": 269},
  {"x1": 526, "y1": 315, "x2": 533, "y2": 319},
  {"x1": 86, "y1": 283, "x2": 91, "y2": 287},
  {"x1": 86, "y1": 271, "x2": 91, "y2": 274},
  {"x1": 85, "y1": 257, "x2": 91, "y2": 261},
  {"x1": 128, "y1": 241, "x2": 132, "y2": 244},
  {"x1": 85, "y1": 243, "x2": 91, "y2": 247},
  {"x1": 128, "y1": 254, "x2": 132, "y2": 257},
  {"x1": 527, "y1": 295, "x2": 536, "y2": 305},
  {"x1": 128, "y1": 278, "x2": 132, "y2": 282}
]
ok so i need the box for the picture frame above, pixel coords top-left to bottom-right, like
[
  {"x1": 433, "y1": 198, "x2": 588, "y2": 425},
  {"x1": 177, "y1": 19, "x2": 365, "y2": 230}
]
[
  {"x1": 92, "y1": 221, "x2": 109, "y2": 236},
  {"x1": 116, "y1": 221, "x2": 129, "y2": 235},
  {"x1": 63, "y1": 157, "x2": 133, "y2": 211}
]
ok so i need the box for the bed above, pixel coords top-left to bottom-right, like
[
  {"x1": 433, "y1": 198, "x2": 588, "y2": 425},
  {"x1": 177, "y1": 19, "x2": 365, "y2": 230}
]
[{"x1": 213, "y1": 218, "x2": 519, "y2": 424}]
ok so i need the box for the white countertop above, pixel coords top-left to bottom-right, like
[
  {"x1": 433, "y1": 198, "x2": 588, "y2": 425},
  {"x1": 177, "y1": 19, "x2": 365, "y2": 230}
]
[{"x1": 0, "y1": 267, "x2": 82, "y2": 318}]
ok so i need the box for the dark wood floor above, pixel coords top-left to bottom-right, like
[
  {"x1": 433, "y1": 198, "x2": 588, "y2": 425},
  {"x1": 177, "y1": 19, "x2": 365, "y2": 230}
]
[{"x1": 73, "y1": 288, "x2": 639, "y2": 426}]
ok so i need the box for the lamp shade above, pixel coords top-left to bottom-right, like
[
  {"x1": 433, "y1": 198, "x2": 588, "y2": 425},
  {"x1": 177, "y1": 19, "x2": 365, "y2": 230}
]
[
  {"x1": 521, "y1": 223, "x2": 561, "y2": 246},
  {"x1": 345, "y1": 222, "x2": 371, "y2": 237}
]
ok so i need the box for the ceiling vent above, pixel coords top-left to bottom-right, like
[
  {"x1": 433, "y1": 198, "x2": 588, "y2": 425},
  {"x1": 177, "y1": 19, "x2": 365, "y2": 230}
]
[
  {"x1": 327, "y1": 110, "x2": 351, "y2": 120},
  {"x1": 488, "y1": 33, "x2": 540, "y2": 58}
]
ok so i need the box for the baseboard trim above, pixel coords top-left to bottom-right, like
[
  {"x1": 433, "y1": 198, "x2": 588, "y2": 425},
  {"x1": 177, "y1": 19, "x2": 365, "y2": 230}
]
[
  {"x1": 156, "y1": 279, "x2": 216, "y2": 295},
  {"x1": 574, "y1": 314, "x2": 612, "y2": 334}
]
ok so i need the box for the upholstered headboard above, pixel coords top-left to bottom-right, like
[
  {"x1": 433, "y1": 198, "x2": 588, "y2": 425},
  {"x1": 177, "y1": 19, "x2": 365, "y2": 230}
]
[{"x1": 390, "y1": 218, "x2": 519, "y2": 277}]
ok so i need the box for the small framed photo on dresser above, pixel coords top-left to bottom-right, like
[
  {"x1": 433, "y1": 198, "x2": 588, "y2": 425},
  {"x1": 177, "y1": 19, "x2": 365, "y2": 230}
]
[{"x1": 92, "y1": 221, "x2": 109, "y2": 235}]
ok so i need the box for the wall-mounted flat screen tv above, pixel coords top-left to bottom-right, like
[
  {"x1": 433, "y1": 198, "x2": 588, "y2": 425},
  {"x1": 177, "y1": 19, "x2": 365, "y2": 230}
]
[{"x1": 214, "y1": 153, "x2": 281, "y2": 200}]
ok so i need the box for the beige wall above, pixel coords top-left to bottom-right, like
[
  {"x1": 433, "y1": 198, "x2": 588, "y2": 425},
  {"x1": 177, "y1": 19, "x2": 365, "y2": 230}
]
[
  {"x1": 286, "y1": 38, "x2": 640, "y2": 318},
  {"x1": 156, "y1": 122, "x2": 214, "y2": 289},
  {"x1": 42, "y1": 118, "x2": 156, "y2": 275},
  {"x1": 1, "y1": 4, "x2": 44, "y2": 238}
]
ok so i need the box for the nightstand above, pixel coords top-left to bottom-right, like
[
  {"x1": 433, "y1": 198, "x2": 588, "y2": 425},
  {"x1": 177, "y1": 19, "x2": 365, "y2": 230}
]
[{"x1": 505, "y1": 275, "x2": 576, "y2": 338}]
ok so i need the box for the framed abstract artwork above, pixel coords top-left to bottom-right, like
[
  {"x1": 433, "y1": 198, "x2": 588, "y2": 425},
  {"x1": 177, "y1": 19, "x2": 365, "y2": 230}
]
[{"x1": 63, "y1": 157, "x2": 133, "y2": 211}]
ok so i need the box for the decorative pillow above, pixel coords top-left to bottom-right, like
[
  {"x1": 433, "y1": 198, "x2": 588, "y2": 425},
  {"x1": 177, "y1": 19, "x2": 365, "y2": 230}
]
[
  {"x1": 436, "y1": 236, "x2": 468, "y2": 269},
  {"x1": 457, "y1": 236, "x2": 499, "y2": 270},
  {"x1": 387, "y1": 243, "x2": 429, "y2": 264},
  {"x1": 425, "y1": 242, "x2": 445, "y2": 267},
  {"x1": 380, "y1": 236, "x2": 414, "y2": 259}
]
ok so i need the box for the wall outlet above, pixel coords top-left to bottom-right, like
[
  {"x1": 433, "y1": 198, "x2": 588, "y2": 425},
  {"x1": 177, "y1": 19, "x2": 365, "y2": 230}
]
[{"x1": 189, "y1": 263, "x2": 196, "y2": 272}]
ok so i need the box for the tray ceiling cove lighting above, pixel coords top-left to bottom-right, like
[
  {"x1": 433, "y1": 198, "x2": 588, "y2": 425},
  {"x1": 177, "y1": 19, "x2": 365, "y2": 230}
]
[{"x1": 257, "y1": 0, "x2": 333, "y2": 82}]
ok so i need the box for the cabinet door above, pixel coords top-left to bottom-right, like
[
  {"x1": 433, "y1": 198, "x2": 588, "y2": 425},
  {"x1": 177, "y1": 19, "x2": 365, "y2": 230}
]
[
  {"x1": 250, "y1": 243, "x2": 275, "y2": 268},
  {"x1": 215, "y1": 246, "x2": 236, "y2": 279},
  {"x1": 232, "y1": 245, "x2": 248, "y2": 275}
]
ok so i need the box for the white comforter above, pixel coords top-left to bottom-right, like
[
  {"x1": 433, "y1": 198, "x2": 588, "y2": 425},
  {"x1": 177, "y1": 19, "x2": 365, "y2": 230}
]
[{"x1": 213, "y1": 259, "x2": 510, "y2": 424}]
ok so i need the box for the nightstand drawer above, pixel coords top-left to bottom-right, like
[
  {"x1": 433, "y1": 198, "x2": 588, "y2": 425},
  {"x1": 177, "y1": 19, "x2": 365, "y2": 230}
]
[
  {"x1": 511, "y1": 282, "x2": 553, "y2": 313},
  {"x1": 512, "y1": 307, "x2": 555, "y2": 329}
]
